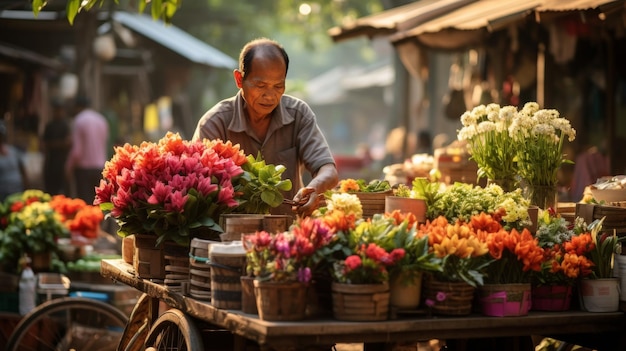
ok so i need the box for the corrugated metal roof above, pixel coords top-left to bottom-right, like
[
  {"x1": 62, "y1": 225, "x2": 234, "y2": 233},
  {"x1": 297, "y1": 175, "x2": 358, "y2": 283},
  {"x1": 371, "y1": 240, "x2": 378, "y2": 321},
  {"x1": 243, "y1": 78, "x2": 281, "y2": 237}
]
[
  {"x1": 328, "y1": 0, "x2": 477, "y2": 42},
  {"x1": 390, "y1": 0, "x2": 543, "y2": 46},
  {"x1": 330, "y1": 0, "x2": 624, "y2": 50},
  {"x1": 0, "y1": 41, "x2": 63, "y2": 69},
  {"x1": 537, "y1": 0, "x2": 618, "y2": 11},
  {"x1": 112, "y1": 12, "x2": 237, "y2": 69}
]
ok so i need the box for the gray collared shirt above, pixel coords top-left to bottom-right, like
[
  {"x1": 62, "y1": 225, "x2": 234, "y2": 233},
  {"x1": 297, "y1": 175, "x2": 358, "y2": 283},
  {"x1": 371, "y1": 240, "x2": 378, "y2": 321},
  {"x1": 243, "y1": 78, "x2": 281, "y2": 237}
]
[{"x1": 192, "y1": 91, "x2": 335, "y2": 213}]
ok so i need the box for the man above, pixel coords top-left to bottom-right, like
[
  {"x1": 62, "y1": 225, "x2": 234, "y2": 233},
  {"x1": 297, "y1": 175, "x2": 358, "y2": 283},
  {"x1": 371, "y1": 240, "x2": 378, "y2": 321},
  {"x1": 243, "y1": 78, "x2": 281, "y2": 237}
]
[
  {"x1": 65, "y1": 95, "x2": 109, "y2": 203},
  {"x1": 192, "y1": 38, "x2": 338, "y2": 216},
  {"x1": 41, "y1": 98, "x2": 72, "y2": 195}
]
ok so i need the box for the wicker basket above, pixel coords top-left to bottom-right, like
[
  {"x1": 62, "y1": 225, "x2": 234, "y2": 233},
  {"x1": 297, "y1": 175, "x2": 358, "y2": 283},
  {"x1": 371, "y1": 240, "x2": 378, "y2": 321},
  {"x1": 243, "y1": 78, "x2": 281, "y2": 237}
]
[
  {"x1": 355, "y1": 191, "x2": 392, "y2": 218},
  {"x1": 254, "y1": 280, "x2": 307, "y2": 321},
  {"x1": 423, "y1": 279, "x2": 475, "y2": 316},
  {"x1": 331, "y1": 282, "x2": 390, "y2": 321}
]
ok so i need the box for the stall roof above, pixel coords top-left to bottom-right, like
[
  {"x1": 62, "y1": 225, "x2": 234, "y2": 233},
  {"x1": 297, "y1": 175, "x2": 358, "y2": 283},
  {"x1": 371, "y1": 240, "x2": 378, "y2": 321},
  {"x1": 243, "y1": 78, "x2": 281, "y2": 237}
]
[
  {"x1": 110, "y1": 12, "x2": 237, "y2": 69},
  {"x1": 329, "y1": 0, "x2": 623, "y2": 50},
  {"x1": 0, "y1": 41, "x2": 63, "y2": 69},
  {"x1": 328, "y1": 0, "x2": 476, "y2": 42}
]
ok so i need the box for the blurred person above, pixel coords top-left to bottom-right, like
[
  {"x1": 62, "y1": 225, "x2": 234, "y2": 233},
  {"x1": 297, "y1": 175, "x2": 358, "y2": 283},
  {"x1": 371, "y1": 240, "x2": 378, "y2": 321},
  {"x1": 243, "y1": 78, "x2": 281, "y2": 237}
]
[
  {"x1": 192, "y1": 37, "x2": 338, "y2": 217},
  {"x1": 416, "y1": 130, "x2": 432, "y2": 155},
  {"x1": 0, "y1": 119, "x2": 28, "y2": 201},
  {"x1": 65, "y1": 95, "x2": 109, "y2": 203},
  {"x1": 41, "y1": 99, "x2": 72, "y2": 195},
  {"x1": 569, "y1": 144, "x2": 610, "y2": 202}
]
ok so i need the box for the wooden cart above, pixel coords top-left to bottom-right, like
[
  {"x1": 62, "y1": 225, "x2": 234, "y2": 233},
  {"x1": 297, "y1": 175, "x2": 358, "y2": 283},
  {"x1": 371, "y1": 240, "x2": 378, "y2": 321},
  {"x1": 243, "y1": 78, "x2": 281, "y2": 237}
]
[{"x1": 101, "y1": 259, "x2": 626, "y2": 351}]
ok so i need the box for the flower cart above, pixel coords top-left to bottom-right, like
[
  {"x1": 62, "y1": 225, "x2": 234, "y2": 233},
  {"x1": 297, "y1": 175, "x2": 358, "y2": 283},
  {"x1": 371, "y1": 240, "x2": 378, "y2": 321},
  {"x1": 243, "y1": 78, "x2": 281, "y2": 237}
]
[{"x1": 100, "y1": 258, "x2": 626, "y2": 351}]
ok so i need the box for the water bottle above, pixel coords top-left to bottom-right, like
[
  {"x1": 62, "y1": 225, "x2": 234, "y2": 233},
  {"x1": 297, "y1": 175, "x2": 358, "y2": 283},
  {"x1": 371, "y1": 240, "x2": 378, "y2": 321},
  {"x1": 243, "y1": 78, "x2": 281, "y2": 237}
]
[{"x1": 18, "y1": 256, "x2": 36, "y2": 316}]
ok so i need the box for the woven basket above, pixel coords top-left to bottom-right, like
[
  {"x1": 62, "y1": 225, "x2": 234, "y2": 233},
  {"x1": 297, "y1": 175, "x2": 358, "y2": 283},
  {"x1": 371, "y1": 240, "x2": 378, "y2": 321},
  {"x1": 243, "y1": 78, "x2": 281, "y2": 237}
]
[
  {"x1": 355, "y1": 191, "x2": 392, "y2": 218},
  {"x1": 331, "y1": 282, "x2": 390, "y2": 321},
  {"x1": 254, "y1": 280, "x2": 307, "y2": 321},
  {"x1": 531, "y1": 285, "x2": 572, "y2": 311},
  {"x1": 423, "y1": 279, "x2": 475, "y2": 316}
]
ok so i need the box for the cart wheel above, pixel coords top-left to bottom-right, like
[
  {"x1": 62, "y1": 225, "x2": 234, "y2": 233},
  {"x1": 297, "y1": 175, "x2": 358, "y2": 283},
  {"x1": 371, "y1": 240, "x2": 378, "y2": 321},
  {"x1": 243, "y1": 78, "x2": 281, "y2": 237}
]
[
  {"x1": 144, "y1": 308, "x2": 204, "y2": 351},
  {"x1": 5, "y1": 296, "x2": 128, "y2": 351},
  {"x1": 120, "y1": 293, "x2": 152, "y2": 351}
]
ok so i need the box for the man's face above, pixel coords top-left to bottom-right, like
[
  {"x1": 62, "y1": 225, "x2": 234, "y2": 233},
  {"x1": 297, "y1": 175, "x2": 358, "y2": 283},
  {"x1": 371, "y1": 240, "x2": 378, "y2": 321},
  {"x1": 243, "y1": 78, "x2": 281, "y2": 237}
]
[{"x1": 238, "y1": 56, "x2": 286, "y2": 121}]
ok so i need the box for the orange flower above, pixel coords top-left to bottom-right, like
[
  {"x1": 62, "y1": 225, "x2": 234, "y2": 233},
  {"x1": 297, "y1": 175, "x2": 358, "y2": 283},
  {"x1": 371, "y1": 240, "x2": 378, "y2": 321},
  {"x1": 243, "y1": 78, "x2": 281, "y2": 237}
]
[
  {"x1": 338, "y1": 178, "x2": 360, "y2": 193},
  {"x1": 384, "y1": 210, "x2": 417, "y2": 228}
]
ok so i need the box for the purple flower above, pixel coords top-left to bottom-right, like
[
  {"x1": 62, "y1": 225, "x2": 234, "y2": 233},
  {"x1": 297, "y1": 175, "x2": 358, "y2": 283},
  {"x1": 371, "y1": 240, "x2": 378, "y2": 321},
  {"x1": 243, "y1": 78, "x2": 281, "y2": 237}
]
[
  {"x1": 297, "y1": 267, "x2": 312, "y2": 283},
  {"x1": 425, "y1": 299, "x2": 435, "y2": 307},
  {"x1": 436, "y1": 291, "x2": 447, "y2": 302}
]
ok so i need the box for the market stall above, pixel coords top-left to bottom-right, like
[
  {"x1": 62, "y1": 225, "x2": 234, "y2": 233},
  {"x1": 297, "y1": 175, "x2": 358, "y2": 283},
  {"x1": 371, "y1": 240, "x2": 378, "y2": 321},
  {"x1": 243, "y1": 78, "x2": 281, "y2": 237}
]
[{"x1": 101, "y1": 258, "x2": 625, "y2": 351}]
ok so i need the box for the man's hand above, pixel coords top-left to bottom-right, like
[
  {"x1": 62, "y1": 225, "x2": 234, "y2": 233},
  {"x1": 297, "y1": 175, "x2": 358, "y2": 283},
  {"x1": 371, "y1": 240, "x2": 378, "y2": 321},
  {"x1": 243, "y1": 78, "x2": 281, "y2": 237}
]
[{"x1": 291, "y1": 187, "x2": 320, "y2": 217}]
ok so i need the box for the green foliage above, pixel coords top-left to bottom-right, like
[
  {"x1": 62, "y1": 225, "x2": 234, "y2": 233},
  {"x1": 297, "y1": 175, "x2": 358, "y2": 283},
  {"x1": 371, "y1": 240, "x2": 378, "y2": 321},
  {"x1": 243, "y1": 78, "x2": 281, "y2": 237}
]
[
  {"x1": 234, "y1": 153, "x2": 292, "y2": 214},
  {"x1": 32, "y1": 0, "x2": 182, "y2": 24},
  {"x1": 587, "y1": 217, "x2": 626, "y2": 279}
]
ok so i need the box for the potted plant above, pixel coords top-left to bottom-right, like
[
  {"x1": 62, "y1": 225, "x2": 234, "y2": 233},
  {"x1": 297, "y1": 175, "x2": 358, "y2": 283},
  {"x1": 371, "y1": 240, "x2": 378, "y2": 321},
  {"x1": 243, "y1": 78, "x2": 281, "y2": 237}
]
[
  {"x1": 334, "y1": 178, "x2": 392, "y2": 218},
  {"x1": 579, "y1": 217, "x2": 626, "y2": 312},
  {"x1": 531, "y1": 210, "x2": 594, "y2": 311},
  {"x1": 384, "y1": 178, "x2": 431, "y2": 223},
  {"x1": 230, "y1": 152, "x2": 292, "y2": 215},
  {"x1": 478, "y1": 213, "x2": 544, "y2": 316},
  {"x1": 94, "y1": 132, "x2": 248, "y2": 247},
  {"x1": 0, "y1": 190, "x2": 70, "y2": 274},
  {"x1": 427, "y1": 182, "x2": 531, "y2": 231},
  {"x1": 415, "y1": 215, "x2": 491, "y2": 315},
  {"x1": 373, "y1": 210, "x2": 440, "y2": 310},
  {"x1": 242, "y1": 217, "x2": 333, "y2": 321}
]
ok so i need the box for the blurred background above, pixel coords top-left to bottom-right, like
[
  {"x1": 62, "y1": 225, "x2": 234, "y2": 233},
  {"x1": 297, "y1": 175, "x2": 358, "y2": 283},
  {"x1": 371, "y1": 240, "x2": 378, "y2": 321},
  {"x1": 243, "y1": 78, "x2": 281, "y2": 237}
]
[{"x1": 1, "y1": 0, "x2": 625, "y2": 201}]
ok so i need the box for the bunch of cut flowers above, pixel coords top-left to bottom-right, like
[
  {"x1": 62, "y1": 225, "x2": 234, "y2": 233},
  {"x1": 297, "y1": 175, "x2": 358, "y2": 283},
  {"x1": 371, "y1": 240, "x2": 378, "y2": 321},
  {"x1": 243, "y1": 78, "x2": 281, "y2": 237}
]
[
  {"x1": 242, "y1": 215, "x2": 334, "y2": 283},
  {"x1": 508, "y1": 102, "x2": 576, "y2": 187},
  {"x1": 533, "y1": 209, "x2": 594, "y2": 286},
  {"x1": 416, "y1": 215, "x2": 491, "y2": 287},
  {"x1": 478, "y1": 213, "x2": 544, "y2": 284},
  {"x1": 94, "y1": 132, "x2": 247, "y2": 246},
  {"x1": 457, "y1": 103, "x2": 519, "y2": 186},
  {"x1": 49, "y1": 195, "x2": 103, "y2": 241}
]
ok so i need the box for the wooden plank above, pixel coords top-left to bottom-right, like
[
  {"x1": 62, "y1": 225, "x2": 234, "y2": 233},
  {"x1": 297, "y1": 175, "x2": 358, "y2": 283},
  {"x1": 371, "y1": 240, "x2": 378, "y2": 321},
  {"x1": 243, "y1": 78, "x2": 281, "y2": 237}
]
[{"x1": 101, "y1": 259, "x2": 626, "y2": 350}]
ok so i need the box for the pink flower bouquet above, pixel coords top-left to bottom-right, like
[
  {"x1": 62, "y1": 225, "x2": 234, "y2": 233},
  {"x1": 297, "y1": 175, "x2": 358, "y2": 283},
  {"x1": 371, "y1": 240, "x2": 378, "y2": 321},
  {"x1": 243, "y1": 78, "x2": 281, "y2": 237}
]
[{"x1": 94, "y1": 132, "x2": 247, "y2": 246}]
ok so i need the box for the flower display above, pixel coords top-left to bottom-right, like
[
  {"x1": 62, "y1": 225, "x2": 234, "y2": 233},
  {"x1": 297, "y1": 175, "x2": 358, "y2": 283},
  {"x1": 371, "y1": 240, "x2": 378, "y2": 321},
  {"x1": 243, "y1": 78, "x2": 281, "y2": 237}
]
[
  {"x1": 49, "y1": 195, "x2": 103, "y2": 240},
  {"x1": 457, "y1": 102, "x2": 576, "y2": 189},
  {"x1": 416, "y1": 215, "x2": 491, "y2": 287},
  {"x1": 584, "y1": 217, "x2": 626, "y2": 279},
  {"x1": 427, "y1": 182, "x2": 530, "y2": 230},
  {"x1": 231, "y1": 152, "x2": 292, "y2": 214},
  {"x1": 457, "y1": 103, "x2": 519, "y2": 185},
  {"x1": 0, "y1": 190, "x2": 70, "y2": 274},
  {"x1": 94, "y1": 132, "x2": 247, "y2": 246},
  {"x1": 375, "y1": 210, "x2": 441, "y2": 281},
  {"x1": 337, "y1": 178, "x2": 391, "y2": 193},
  {"x1": 509, "y1": 102, "x2": 576, "y2": 187},
  {"x1": 242, "y1": 216, "x2": 334, "y2": 283},
  {"x1": 533, "y1": 210, "x2": 594, "y2": 286},
  {"x1": 479, "y1": 213, "x2": 544, "y2": 284}
]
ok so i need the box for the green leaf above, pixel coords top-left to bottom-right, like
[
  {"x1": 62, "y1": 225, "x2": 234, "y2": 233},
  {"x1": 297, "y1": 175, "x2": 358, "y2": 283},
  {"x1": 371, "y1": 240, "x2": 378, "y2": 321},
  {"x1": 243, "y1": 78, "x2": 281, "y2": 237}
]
[{"x1": 66, "y1": 0, "x2": 80, "y2": 25}]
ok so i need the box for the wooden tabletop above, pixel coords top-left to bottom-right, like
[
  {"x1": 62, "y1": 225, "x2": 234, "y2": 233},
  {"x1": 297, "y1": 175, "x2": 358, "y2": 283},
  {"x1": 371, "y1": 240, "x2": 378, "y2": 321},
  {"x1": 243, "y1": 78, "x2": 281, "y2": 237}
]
[{"x1": 101, "y1": 259, "x2": 626, "y2": 350}]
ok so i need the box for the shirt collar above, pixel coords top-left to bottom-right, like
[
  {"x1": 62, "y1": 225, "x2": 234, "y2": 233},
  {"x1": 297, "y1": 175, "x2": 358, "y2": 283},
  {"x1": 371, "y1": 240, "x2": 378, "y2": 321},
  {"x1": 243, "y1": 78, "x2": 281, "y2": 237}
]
[{"x1": 228, "y1": 91, "x2": 295, "y2": 133}]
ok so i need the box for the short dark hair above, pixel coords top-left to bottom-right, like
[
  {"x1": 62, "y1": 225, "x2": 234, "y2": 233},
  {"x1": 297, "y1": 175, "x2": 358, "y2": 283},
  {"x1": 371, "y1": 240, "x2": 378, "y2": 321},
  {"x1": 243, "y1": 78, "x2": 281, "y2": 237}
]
[{"x1": 239, "y1": 38, "x2": 289, "y2": 79}]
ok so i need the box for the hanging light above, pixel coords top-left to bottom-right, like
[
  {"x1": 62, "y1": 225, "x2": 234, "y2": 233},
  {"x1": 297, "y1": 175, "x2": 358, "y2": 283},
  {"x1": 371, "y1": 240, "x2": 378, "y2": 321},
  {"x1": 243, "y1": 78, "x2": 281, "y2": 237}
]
[{"x1": 93, "y1": 33, "x2": 116, "y2": 61}]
